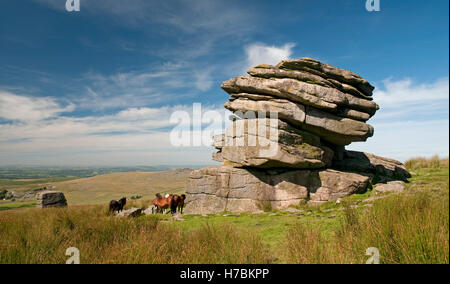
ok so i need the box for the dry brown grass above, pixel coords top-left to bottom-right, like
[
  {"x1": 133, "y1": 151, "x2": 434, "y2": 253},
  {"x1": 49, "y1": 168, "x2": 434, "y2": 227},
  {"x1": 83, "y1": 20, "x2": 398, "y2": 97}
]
[
  {"x1": 405, "y1": 155, "x2": 449, "y2": 171},
  {"x1": 7, "y1": 170, "x2": 190, "y2": 205},
  {"x1": 285, "y1": 166, "x2": 449, "y2": 264},
  {"x1": 1, "y1": 157, "x2": 448, "y2": 264},
  {"x1": 0, "y1": 205, "x2": 271, "y2": 264}
]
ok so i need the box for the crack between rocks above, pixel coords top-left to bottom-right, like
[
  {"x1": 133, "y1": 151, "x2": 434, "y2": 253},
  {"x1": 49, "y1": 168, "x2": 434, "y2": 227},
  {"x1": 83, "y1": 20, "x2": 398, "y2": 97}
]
[{"x1": 188, "y1": 192, "x2": 306, "y2": 202}]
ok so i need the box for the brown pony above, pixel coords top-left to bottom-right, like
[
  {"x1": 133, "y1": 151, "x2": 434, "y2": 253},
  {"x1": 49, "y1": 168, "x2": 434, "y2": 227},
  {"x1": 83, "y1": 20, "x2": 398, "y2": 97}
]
[
  {"x1": 153, "y1": 193, "x2": 174, "y2": 214},
  {"x1": 171, "y1": 194, "x2": 186, "y2": 214}
]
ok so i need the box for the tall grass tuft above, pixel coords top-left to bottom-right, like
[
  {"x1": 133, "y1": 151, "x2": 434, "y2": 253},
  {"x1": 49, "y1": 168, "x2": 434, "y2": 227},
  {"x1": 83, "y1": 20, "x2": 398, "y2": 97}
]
[
  {"x1": 286, "y1": 156, "x2": 449, "y2": 264},
  {"x1": 405, "y1": 155, "x2": 449, "y2": 170}
]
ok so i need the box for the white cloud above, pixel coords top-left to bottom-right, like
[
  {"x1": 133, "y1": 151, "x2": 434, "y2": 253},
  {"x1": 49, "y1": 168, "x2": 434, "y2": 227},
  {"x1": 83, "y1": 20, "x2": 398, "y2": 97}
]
[
  {"x1": 375, "y1": 77, "x2": 449, "y2": 107},
  {"x1": 349, "y1": 77, "x2": 450, "y2": 161},
  {"x1": 77, "y1": 61, "x2": 220, "y2": 111},
  {"x1": 349, "y1": 119, "x2": 449, "y2": 162},
  {"x1": 0, "y1": 91, "x2": 74, "y2": 122},
  {"x1": 194, "y1": 69, "x2": 214, "y2": 92},
  {"x1": 372, "y1": 77, "x2": 449, "y2": 121},
  {"x1": 245, "y1": 43, "x2": 296, "y2": 70},
  {"x1": 0, "y1": 92, "x2": 228, "y2": 166}
]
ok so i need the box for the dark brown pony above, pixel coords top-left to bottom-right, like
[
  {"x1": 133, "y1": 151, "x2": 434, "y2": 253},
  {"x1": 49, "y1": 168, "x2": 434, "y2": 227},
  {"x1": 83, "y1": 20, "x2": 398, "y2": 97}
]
[
  {"x1": 171, "y1": 194, "x2": 186, "y2": 214},
  {"x1": 153, "y1": 193, "x2": 174, "y2": 214},
  {"x1": 109, "y1": 197, "x2": 126, "y2": 214}
]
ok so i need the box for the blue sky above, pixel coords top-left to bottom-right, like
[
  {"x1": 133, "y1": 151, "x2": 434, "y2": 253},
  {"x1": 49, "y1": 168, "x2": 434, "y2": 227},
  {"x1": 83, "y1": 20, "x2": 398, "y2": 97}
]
[{"x1": 0, "y1": 0, "x2": 448, "y2": 166}]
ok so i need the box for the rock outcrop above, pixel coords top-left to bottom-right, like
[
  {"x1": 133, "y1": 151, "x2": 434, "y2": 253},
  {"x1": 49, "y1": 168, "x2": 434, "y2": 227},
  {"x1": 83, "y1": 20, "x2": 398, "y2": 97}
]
[
  {"x1": 184, "y1": 166, "x2": 370, "y2": 214},
  {"x1": 375, "y1": 181, "x2": 406, "y2": 193},
  {"x1": 218, "y1": 118, "x2": 334, "y2": 169},
  {"x1": 36, "y1": 191, "x2": 67, "y2": 208},
  {"x1": 116, "y1": 207, "x2": 143, "y2": 218},
  {"x1": 185, "y1": 57, "x2": 409, "y2": 214}
]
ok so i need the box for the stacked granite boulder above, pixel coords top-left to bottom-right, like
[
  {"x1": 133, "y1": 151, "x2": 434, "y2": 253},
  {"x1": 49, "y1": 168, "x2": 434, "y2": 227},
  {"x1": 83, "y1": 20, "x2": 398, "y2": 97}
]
[{"x1": 184, "y1": 58, "x2": 410, "y2": 214}]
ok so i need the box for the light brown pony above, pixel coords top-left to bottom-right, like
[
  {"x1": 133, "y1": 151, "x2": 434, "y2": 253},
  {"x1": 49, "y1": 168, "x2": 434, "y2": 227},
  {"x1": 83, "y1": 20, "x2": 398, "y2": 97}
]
[
  {"x1": 153, "y1": 193, "x2": 174, "y2": 214},
  {"x1": 171, "y1": 194, "x2": 186, "y2": 214}
]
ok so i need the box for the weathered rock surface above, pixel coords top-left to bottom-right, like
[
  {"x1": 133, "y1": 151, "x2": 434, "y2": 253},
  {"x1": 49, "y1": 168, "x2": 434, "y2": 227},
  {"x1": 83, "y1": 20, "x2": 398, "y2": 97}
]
[
  {"x1": 276, "y1": 57, "x2": 375, "y2": 97},
  {"x1": 222, "y1": 76, "x2": 345, "y2": 112},
  {"x1": 247, "y1": 64, "x2": 373, "y2": 100},
  {"x1": 218, "y1": 118, "x2": 334, "y2": 168},
  {"x1": 22, "y1": 186, "x2": 55, "y2": 200},
  {"x1": 333, "y1": 151, "x2": 411, "y2": 181},
  {"x1": 36, "y1": 191, "x2": 67, "y2": 208},
  {"x1": 308, "y1": 170, "x2": 371, "y2": 205},
  {"x1": 226, "y1": 96, "x2": 374, "y2": 145},
  {"x1": 116, "y1": 207, "x2": 143, "y2": 218},
  {"x1": 184, "y1": 166, "x2": 370, "y2": 214},
  {"x1": 301, "y1": 106, "x2": 374, "y2": 145},
  {"x1": 375, "y1": 181, "x2": 405, "y2": 193},
  {"x1": 221, "y1": 76, "x2": 379, "y2": 116}
]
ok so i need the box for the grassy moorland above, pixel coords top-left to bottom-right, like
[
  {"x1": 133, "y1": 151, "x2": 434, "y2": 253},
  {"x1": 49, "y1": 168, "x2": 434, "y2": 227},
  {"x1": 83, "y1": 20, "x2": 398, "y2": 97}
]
[
  {"x1": 0, "y1": 169, "x2": 191, "y2": 208},
  {"x1": 0, "y1": 157, "x2": 448, "y2": 264}
]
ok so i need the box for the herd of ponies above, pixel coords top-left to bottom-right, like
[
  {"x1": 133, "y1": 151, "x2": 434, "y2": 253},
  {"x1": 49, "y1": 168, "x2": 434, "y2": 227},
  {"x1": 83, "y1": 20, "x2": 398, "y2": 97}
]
[{"x1": 109, "y1": 193, "x2": 187, "y2": 215}]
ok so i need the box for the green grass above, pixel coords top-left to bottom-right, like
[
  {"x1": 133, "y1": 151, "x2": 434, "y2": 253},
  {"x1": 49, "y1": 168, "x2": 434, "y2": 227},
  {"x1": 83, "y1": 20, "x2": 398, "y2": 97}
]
[
  {"x1": 0, "y1": 157, "x2": 448, "y2": 264},
  {"x1": 0, "y1": 201, "x2": 36, "y2": 211}
]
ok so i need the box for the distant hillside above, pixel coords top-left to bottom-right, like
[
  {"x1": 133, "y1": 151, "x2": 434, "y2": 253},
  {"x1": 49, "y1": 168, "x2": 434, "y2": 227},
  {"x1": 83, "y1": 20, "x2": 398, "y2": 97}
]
[
  {"x1": 0, "y1": 166, "x2": 198, "y2": 179},
  {"x1": 1, "y1": 169, "x2": 192, "y2": 205}
]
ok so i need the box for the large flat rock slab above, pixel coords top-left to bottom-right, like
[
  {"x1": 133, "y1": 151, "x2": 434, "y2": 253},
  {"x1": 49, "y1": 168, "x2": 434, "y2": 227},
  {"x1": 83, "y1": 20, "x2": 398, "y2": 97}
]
[
  {"x1": 247, "y1": 64, "x2": 373, "y2": 100},
  {"x1": 184, "y1": 166, "x2": 370, "y2": 214},
  {"x1": 276, "y1": 57, "x2": 375, "y2": 97},
  {"x1": 221, "y1": 76, "x2": 378, "y2": 116},
  {"x1": 226, "y1": 96, "x2": 374, "y2": 145},
  {"x1": 218, "y1": 118, "x2": 334, "y2": 169},
  {"x1": 333, "y1": 151, "x2": 411, "y2": 181}
]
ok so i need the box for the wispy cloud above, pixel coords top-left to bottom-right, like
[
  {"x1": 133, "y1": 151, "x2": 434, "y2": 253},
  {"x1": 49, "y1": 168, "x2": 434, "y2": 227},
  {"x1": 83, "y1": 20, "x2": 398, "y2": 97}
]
[
  {"x1": 76, "y1": 62, "x2": 217, "y2": 110},
  {"x1": 0, "y1": 90, "x2": 227, "y2": 166},
  {"x1": 349, "y1": 77, "x2": 449, "y2": 161},
  {"x1": 372, "y1": 77, "x2": 449, "y2": 121},
  {"x1": 0, "y1": 91, "x2": 74, "y2": 122},
  {"x1": 34, "y1": 0, "x2": 258, "y2": 60},
  {"x1": 375, "y1": 77, "x2": 449, "y2": 107},
  {"x1": 35, "y1": 0, "x2": 255, "y2": 34},
  {"x1": 350, "y1": 119, "x2": 449, "y2": 162}
]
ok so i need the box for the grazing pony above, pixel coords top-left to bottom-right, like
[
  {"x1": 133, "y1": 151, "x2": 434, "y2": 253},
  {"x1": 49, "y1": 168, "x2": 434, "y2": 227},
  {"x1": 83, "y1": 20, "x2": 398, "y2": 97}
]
[
  {"x1": 109, "y1": 197, "x2": 126, "y2": 214},
  {"x1": 153, "y1": 193, "x2": 174, "y2": 214},
  {"x1": 171, "y1": 194, "x2": 186, "y2": 214}
]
